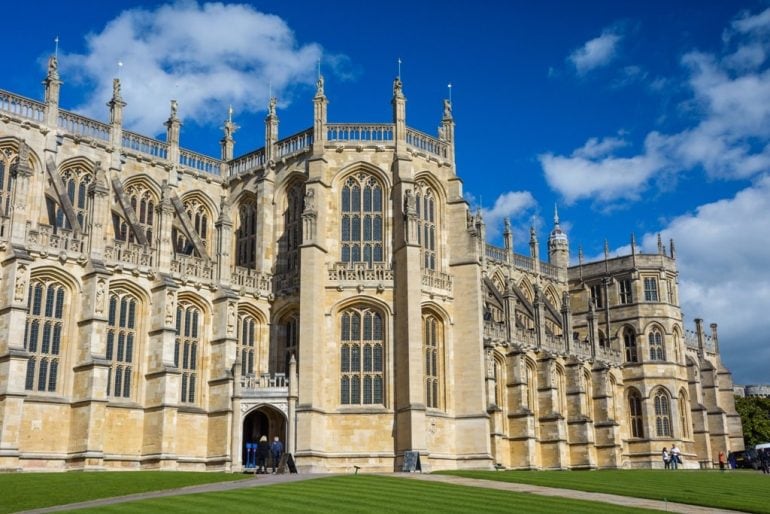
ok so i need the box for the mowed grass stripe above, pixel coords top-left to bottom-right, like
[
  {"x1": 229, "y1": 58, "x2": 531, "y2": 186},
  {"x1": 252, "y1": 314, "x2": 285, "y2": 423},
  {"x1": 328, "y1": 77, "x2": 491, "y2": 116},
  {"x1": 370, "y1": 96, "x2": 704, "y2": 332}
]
[
  {"x1": 0, "y1": 471, "x2": 249, "y2": 514},
  {"x1": 76, "y1": 475, "x2": 655, "y2": 513},
  {"x1": 439, "y1": 469, "x2": 770, "y2": 513}
]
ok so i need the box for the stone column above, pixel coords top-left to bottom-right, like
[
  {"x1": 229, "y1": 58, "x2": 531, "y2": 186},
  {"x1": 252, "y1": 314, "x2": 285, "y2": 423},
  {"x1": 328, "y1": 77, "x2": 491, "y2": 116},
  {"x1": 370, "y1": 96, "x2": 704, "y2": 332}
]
[{"x1": 210, "y1": 289, "x2": 238, "y2": 469}]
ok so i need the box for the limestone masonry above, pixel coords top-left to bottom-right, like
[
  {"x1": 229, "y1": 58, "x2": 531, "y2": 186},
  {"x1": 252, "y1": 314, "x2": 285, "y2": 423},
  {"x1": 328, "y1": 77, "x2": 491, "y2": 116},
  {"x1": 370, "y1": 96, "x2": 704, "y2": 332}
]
[{"x1": 0, "y1": 56, "x2": 743, "y2": 472}]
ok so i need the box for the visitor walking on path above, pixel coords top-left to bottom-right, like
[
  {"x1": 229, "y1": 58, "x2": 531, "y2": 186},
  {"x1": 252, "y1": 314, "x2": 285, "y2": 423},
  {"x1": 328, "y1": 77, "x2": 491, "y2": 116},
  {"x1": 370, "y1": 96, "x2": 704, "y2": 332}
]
[{"x1": 271, "y1": 436, "x2": 284, "y2": 473}]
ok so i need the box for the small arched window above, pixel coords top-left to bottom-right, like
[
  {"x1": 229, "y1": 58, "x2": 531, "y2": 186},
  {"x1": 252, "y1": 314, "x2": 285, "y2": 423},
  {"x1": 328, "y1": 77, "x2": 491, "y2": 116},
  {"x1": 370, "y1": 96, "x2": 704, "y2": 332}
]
[
  {"x1": 175, "y1": 301, "x2": 202, "y2": 404},
  {"x1": 239, "y1": 314, "x2": 258, "y2": 376},
  {"x1": 415, "y1": 181, "x2": 437, "y2": 270},
  {"x1": 654, "y1": 389, "x2": 672, "y2": 437},
  {"x1": 624, "y1": 328, "x2": 638, "y2": 363},
  {"x1": 283, "y1": 184, "x2": 303, "y2": 273},
  {"x1": 628, "y1": 390, "x2": 644, "y2": 438},
  {"x1": 423, "y1": 313, "x2": 443, "y2": 409},
  {"x1": 126, "y1": 184, "x2": 157, "y2": 246},
  {"x1": 106, "y1": 291, "x2": 138, "y2": 399},
  {"x1": 280, "y1": 314, "x2": 299, "y2": 374},
  {"x1": 649, "y1": 328, "x2": 665, "y2": 361},
  {"x1": 236, "y1": 199, "x2": 258, "y2": 268},
  {"x1": 175, "y1": 198, "x2": 210, "y2": 257}
]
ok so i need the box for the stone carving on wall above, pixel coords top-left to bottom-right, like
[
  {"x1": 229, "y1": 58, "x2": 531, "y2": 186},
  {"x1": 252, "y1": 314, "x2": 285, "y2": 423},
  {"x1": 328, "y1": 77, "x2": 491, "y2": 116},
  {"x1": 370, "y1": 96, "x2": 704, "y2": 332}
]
[
  {"x1": 165, "y1": 292, "x2": 175, "y2": 324},
  {"x1": 14, "y1": 265, "x2": 28, "y2": 303},
  {"x1": 95, "y1": 279, "x2": 106, "y2": 314},
  {"x1": 227, "y1": 302, "x2": 236, "y2": 336}
]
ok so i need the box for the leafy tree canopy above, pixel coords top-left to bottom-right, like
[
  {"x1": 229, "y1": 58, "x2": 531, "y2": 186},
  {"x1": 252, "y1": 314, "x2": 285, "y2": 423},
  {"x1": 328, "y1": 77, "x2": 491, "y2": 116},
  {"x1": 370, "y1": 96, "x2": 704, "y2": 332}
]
[{"x1": 735, "y1": 396, "x2": 770, "y2": 447}]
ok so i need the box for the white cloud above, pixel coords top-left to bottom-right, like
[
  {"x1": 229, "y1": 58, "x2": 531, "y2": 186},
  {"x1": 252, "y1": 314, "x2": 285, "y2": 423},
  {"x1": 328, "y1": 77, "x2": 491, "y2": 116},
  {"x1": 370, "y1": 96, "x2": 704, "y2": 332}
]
[
  {"x1": 476, "y1": 190, "x2": 538, "y2": 241},
  {"x1": 636, "y1": 175, "x2": 770, "y2": 383},
  {"x1": 543, "y1": 8, "x2": 770, "y2": 203},
  {"x1": 568, "y1": 29, "x2": 622, "y2": 75},
  {"x1": 60, "y1": 2, "x2": 330, "y2": 136}
]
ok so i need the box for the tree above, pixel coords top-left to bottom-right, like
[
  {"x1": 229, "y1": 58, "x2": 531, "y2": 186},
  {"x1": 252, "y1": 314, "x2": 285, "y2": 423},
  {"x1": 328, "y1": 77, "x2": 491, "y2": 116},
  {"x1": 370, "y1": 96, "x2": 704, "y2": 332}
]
[{"x1": 735, "y1": 396, "x2": 770, "y2": 447}]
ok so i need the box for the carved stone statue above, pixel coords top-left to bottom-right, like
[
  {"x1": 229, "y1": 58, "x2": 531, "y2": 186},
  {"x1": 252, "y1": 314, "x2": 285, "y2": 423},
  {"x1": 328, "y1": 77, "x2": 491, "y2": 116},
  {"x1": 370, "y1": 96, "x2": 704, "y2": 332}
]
[
  {"x1": 303, "y1": 188, "x2": 316, "y2": 212},
  {"x1": 47, "y1": 55, "x2": 58, "y2": 76},
  {"x1": 227, "y1": 302, "x2": 236, "y2": 336},
  {"x1": 268, "y1": 97, "x2": 277, "y2": 116},
  {"x1": 95, "y1": 280, "x2": 106, "y2": 314},
  {"x1": 443, "y1": 98, "x2": 452, "y2": 118},
  {"x1": 170, "y1": 99, "x2": 178, "y2": 119},
  {"x1": 316, "y1": 75, "x2": 325, "y2": 96},
  {"x1": 14, "y1": 266, "x2": 27, "y2": 303},
  {"x1": 165, "y1": 292, "x2": 175, "y2": 324},
  {"x1": 403, "y1": 189, "x2": 416, "y2": 216}
]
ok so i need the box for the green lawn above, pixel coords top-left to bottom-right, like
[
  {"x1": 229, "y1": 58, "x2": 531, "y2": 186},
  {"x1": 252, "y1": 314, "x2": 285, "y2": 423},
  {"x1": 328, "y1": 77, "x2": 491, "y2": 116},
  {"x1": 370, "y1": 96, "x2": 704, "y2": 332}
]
[
  {"x1": 72, "y1": 475, "x2": 655, "y2": 513},
  {"x1": 0, "y1": 471, "x2": 248, "y2": 513},
  {"x1": 439, "y1": 469, "x2": 770, "y2": 513}
]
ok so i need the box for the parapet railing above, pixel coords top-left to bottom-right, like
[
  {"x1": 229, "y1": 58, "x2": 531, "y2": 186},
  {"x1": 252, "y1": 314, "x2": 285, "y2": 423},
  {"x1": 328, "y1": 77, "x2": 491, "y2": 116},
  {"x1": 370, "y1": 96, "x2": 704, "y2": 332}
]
[
  {"x1": 406, "y1": 127, "x2": 448, "y2": 158},
  {"x1": 104, "y1": 240, "x2": 154, "y2": 267},
  {"x1": 276, "y1": 128, "x2": 313, "y2": 159},
  {"x1": 485, "y1": 243, "x2": 508, "y2": 263},
  {"x1": 241, "y1": 373, "x2": 289, "y2": 390},
  {"x1": 232, "y1": 266, "x2": 273, "y2": 295},
  {"x1": 327, "y1": 123, "x2": 394, "y2": 142},
  {"x1": 171, "y1": 254, "x2": 215, "y2": 280},
  {"x1": 122, "y1": 130, "x2": 169, "y2": 160},
  {"x1": 0, "y1": 89, "x2": 45, "y2": 123},
  {"x1": 327, "y1": 262, "x2": 394, "y2": 282},
  {"x1": 58, "y1": 110, "x2": 110, "y2": 141},
  {"x1": 229, "y1": 148, "x2": 266, "y2": 176},
  {"x1": 485, "y1": 243, "x2": 561, "y2": 280},
  {"x1": 25, "y1": 223, "x2": 85, "y2": 254},
  {"x1": 421, "y1": 268, "x2": 453, "y2": 293},
  {"x1": 180, "y1": 147, "x2": 221, "y2": 174}
]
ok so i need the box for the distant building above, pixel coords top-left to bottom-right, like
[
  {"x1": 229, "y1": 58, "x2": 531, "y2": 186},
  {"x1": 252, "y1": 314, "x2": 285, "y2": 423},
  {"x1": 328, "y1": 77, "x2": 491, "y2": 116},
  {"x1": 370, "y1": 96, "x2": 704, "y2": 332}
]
[
  {"x1": 0, "y1": 56, "x2": 743, "y2": 472},
  {"x1": 734, "y1": 385, "x2": 770, "y2": 398}
]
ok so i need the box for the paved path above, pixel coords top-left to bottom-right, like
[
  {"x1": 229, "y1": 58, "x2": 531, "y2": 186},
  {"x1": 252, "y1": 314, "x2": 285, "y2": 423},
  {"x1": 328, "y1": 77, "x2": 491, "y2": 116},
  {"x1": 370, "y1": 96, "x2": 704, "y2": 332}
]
[
  {"x1": 20, "y1": 472, "x2": 745, "y2": 514},
  {"x1": 400, "y1": 473, "x2": 743, "y2": 514}
]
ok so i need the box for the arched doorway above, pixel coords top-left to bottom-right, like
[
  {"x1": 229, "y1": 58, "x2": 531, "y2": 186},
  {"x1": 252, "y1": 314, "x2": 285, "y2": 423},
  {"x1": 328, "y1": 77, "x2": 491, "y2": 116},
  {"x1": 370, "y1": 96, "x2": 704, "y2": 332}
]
[{"x1": 242, "y1": 405, "x2": 287, "y2": 466}]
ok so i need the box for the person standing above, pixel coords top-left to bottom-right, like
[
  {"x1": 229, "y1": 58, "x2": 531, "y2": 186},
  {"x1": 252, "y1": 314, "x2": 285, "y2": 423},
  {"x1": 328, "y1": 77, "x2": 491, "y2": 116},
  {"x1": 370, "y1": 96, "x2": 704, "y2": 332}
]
[
  {"x1": 670, "y1": 444, "x2": 681, "y2": 469},
  {"x1": 256, "y1": 435, "x2": 270, "y2": 474},
  {"x1": 662, "y1": 447, "x2": 670, "y2": 470},
  {"x1": 718, "y1": 451, "x2": 726, "y2": 472},
  {"x1": 271, "y1": 436, "x2": 284, "y2": 473}
]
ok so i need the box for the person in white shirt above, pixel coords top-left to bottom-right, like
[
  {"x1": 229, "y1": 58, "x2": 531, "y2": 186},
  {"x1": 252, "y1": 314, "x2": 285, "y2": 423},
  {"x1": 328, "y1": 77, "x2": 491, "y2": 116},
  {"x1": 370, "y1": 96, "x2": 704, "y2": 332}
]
[{"x1": 670, "y1": 444, "x2": 681, "y2": 469}]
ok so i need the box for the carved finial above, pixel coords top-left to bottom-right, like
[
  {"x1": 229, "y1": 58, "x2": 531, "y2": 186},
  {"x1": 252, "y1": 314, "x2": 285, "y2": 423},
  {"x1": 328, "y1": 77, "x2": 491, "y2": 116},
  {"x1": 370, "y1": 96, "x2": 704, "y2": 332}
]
[
  {"x1": 670, "y1": 238, "x2": 676, "y2": 259},
  {"x1": 554, "y1": 203, "x2": 560, "y2": 225},
  {"x1": 657, "y1": 233, "x2": 663, "y2": 254},
  {"x1": 631, "y1": 233, "x2": 636, "y2": 254},
  {"x1": 578, "y1": 245, "x2": 584, "y2": 265},
  {"x1": 529, "y1": 225, "x2": 536, "y2": 242},
  {"x1": 503, "y1": 217, "x2": 511, "y2": 234},
  {"x1": 393, "y1": 76, "x2": 403, "y2": 97},
  {"x1": 443, "y1": 98, "x2": 452, "y2": 120},
  {"x1": 47, "y1": 54, "x2": 59, "y2": 79},
  {"x1": 170, "y1": 99, "x2": 178, "y2": 119},
  {"x1": 604, "y1": 239, "x2": 609, "y2": 259},
  {"x1": 268, "y1": 96, "x2": 277, "y2": 116}
]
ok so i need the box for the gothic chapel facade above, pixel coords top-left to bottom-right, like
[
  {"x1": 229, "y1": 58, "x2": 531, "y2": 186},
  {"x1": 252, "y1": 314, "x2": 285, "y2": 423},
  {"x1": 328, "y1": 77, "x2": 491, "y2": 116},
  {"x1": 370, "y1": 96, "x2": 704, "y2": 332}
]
[{"x1": 0, "y1": 57, "x2": 743, "y2": 472}]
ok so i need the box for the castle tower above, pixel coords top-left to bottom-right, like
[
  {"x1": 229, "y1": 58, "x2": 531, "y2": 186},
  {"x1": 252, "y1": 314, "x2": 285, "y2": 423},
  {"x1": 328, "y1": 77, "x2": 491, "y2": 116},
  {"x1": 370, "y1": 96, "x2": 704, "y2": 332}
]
[{"x1": 548, "y1": 204, "x2": 569, "y2": 270}]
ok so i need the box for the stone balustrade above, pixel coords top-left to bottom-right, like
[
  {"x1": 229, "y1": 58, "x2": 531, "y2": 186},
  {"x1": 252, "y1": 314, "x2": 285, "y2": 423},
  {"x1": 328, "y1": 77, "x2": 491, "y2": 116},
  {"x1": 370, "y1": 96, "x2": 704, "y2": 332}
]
[
  {"x1": 0, "y1": 89, "x2": 45, "y2": 123},
  {"x1": 326, "y1": 123, "x2": 395, "y2": 142},
  {"x1": 232, "y1": 266, "x2": 273, "y2": 296},
  {"x1": 58, "y1": 110, "x2": 110, "y2": 141},
  {"x1": 483, "y1": 320, "x2": 508, "y2": 342},
  {"x1": 406, "y1": 127, "x2": 448, "y2": 158},
  {"x1": 276, "y1": 128, "x2": 313, "y2": 158},
  {"x1": 25, "y1": 223, "x2": 85, "y2": 254},
  {"x1": 485, "y1": 243, "x2": 508, "y2": 264},
  {"x1": 104, "y1": 240, "x2": 154, "y2": 267},
  {"x1": 179, "y1": 148, "x2": 221, "y2": 174},
  {"x1": 122, "y1": 130, "x2": 169, "y2": 160},
  {"x1": 229, "y1": 148, "x2": 266, "y2": 176},
  {"x1": 171, "y1": 254, "x2": 215, "y2": 280},
  {"x1": 327, "y1": 262, "x2": 394, "y2": 283},
  {"x1": 241, "y1": 373, "x2": 289, "y2": 390}
]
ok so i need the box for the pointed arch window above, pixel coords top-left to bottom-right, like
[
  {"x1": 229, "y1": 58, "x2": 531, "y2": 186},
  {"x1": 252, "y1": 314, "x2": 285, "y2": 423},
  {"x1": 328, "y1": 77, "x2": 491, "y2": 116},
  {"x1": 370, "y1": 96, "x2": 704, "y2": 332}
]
[
  {"x1": 649, "y1": 328, "x2": 665, "y2": 361},
  {"x1": 654, "y1": 389, "x2": 672, "y2": 437},
  {"x1": 341, "y1": 174, "x2": 383, "y2": 267},
  {"x1": 0, "y1": 148, "x2": 18, "y2": 217},
  {"x1": 678, "y1": 391, "x2": 689, "y2": 438},
  {"x1": 340, "y1": 306, "x2": 384, "y2": 405},
  {"x1": 174, "y1": 199, "x2": 210, "y2": 257},
  {"x1": 423, "y1": 313, "x2": 443, "y2": 409},
  {"x1": 237, "y1": 199, "x2": 258, "y2": 268},
  {"x1": 624, "y1": 328, "x2": 638, "y2": 363},
  {"x1": 280, "y1": 314, "x2": 299, "y2": 374},
  {"x1": 127, "y1": 185, "x2": 156, "y2": 245},
  {"x1": 239, "y1": 314, "x2": 258, "y2": 376},
  {"x1": 283, "y1": 184, "x2": 303, "y2": 273},
  {"x1": 106, "y1": 291, "x2": 137, "y2": 399},
  {"x1": 175, "y1": 301, "x2": 202, "y2": 404},
  {"x1": 55, "y1": 164, "x2": 92, "y2": 231},
  {"x1": 24, "y1": 280, "x2": 66, "y2": 392},
  {"x1": 628, "y1": 390, "x2": 644, "y2": 438},
  {"x1": 415, "y1": 182, "x2": 437, "y2": 270}
]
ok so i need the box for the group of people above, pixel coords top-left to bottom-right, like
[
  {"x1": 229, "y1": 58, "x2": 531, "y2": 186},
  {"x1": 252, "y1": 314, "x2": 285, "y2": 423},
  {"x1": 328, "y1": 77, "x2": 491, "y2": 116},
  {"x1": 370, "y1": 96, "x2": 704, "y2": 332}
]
[
  {"x1": 253, "y1": 435, "x2": 284, "y2": 474},
  {"x1": 661, "y1": 444, "x2": 682, "y2": 469}
]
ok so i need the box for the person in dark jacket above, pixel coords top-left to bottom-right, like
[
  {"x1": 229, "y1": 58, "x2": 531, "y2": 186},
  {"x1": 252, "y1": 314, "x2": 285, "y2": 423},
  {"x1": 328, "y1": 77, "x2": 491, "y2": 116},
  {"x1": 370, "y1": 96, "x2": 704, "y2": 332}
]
[
  {"x1": 256, "y1": 435, "x2": 270, "y2": 474},
  {"x1": 271, "y1": 436, "x2": 284, "y2": 473}
]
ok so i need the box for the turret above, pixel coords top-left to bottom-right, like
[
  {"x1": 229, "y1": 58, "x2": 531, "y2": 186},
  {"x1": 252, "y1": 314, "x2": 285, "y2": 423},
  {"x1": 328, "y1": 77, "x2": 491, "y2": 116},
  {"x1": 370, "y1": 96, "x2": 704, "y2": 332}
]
[{"x1": 548, "y1": 204, "x2": 569, "y2": 270}]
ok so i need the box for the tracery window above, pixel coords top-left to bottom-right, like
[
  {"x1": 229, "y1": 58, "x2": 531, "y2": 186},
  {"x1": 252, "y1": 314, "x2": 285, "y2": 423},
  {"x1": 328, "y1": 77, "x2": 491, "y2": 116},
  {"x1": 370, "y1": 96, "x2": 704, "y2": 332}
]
[
  {"x1": 239, "y1": 314, "x2": 257, "y2": 376},
  {"x1": 628, "y1": 390, "x2": 644, "y2": 438},
  {"x1": 624, "y1": 328, "x2": 638, "y2": 363},
  {"x1": 283, "y1": 184, "x2": 303, "y2": 273},
  {"x1": 237, "y1": 199, "x2": 258, "y2": 268},
  {"x1": 648, "y1": 328, "x2": 665, "y2": 361},
  {"x1": 56, "y1": 164, "x2": 92, "y2": 231},
  {"x1": 279, "y1": 314, "x2": 299, "y2": 375},
  {"x1": 654, "y1": 389, "x2": 672, "y2": 437},
  {"x1": 113, "y1": 185, "x2": 157, "y2": 246},
  {"x1": 415, "y1": 183, "x2": 436, "y2": 270},
  {"x1": 341, "y1": 174, "x2": 383, "y2": 266},
  {"x1": 175, "y1": 302, "x2": 202, "y2": 404},
  {"x1": 644, "y1": 277, "x2": 659, "y2": 302},
  {"x1": 0, "y1": 148, "x2": 17, "y2": 217},
  {"x1": 619, "y1": 278, "x2": 633, "y2": 304},
  {"x1": 174, "y1": 198, "x2": 210, "y2": 256},
  {"x1": 340, "y1": 306, "x2": 384, "y2": 405},
  {"x1": 24, "y1": 280, "x2": 66, "y2": 392},
  {"x1": 106, "y1": 292, "x2": 137, "y2": 399},
  {"x1": 423, "y1": 314, "x2": 443, "y2": 409}
]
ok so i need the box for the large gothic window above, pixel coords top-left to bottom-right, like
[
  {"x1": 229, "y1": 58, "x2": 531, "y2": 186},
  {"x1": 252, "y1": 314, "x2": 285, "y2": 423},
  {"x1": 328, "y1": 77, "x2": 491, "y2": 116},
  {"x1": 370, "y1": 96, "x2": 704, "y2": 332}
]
[
  {"x1": 236, "y1": 199, "x2": 258, "y2": 268},
  {"x1": 415, "y1": 182, "x2": 436, "y2": 270},
  {"x1": 106, "y1": 292, "x2": 137, "y2": 399},
  {"x1": 175, "y1": 302, "x2": 202, "y2": 403},
  {"x1": 624, "y1": 328, "x2": 638, "y2": 363},
  {"x1": 283, "y1": 184, "x2": 303, "y2": 273},
  {"x1": 423, "y1": 313, "x2": 443, "y2": 409},
  {"x1": 628, "y1": 390, "x2": 644, "y2": 438},
  {"x1": 280, "y1": 314, "x2": 299, "y2": 374},
  {"x1": 238, "y1": 314, "x2": 257, "y2": 376},
  {"x1": 648, "y1": 328, "x2": 665, "y2": 361},
  {"x1": 56, "y1": 164, "x2": 92, "y2": 231},
  {"x1": 340, "y1": 306, "x2": 384, "y2": 405},
  {"x1": 113, "y1": 185, "x2": 157, "y2": 246},
  {"x1": 24, "y1": 280, "x2": 66, "y2": 392},
  {"x1": 174, "y1": 199, "x2": 210, "y2": 256},
  {"x1": 654, "y1": 389, "x2": 672, "y2": 437},
  {"x1": 0, "y1": 148, "x2": 17, "y2": 217},
  {"x1": 341, "y1": 174, "x2": 383, "y2": 266}
]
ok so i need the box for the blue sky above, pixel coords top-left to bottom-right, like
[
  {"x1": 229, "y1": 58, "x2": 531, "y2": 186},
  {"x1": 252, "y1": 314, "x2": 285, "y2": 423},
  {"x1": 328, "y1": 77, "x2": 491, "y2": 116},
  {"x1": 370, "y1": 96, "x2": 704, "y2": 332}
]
[{"x1": 3, "y1": 0, "x2": 770, "y2": 384}]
